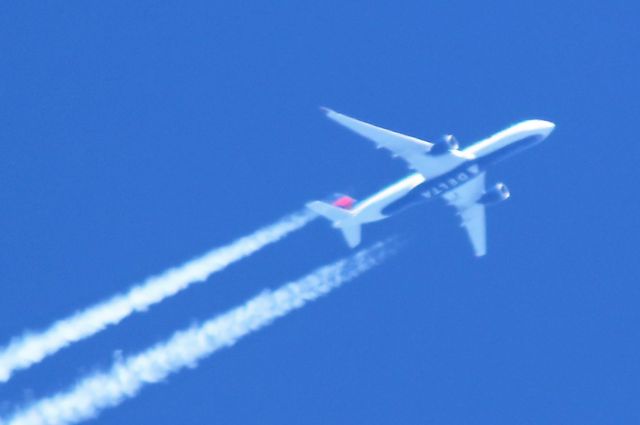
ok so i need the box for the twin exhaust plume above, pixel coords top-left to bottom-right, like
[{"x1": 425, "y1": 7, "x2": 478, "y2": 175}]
[
  {"x1": 1, "y1": 242, "x2": 391, "y2": 425},
  {"x1": 0, "y1": 211, "x2": 315, "y2": 383}
]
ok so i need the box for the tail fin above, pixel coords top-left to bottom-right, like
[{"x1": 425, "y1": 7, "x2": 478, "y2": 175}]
[{"x1": 306, "y1": 201, "x2": 362, "y2": 248}]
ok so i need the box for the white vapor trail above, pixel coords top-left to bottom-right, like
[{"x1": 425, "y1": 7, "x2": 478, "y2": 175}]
[
  {"x1": 0, "y1": 211, "x2": 315, "y2": 383},
  {"x1": 1, "y1": 243, "x2": 390, "y2": 425}
]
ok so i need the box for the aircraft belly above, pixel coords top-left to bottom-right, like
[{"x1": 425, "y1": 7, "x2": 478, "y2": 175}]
[
  {"x1": 420, "y1": 162, "x2": 484, "y2": 201},
  {"x1": 355, "y1": 174, "x2": 425, "y2": 223}
]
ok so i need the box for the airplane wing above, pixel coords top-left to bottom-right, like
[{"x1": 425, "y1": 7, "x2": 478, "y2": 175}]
[
  {"x1": 323, "y1": 108, "x2": 470, "y2": 179},
  {"x1": 442, "y1": 173, "x2": 487, "y2": 256}
]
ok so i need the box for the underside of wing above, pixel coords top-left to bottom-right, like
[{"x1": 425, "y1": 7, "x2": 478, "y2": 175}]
[
  {"x1": 323, "y1": 108, "x2": 470, "y2": 179},
  {"x1": 442, "y1": 173, "x2": 488, "y2": 257},
  {"x1": 323, "y1": 107, "x2": 432, "y2": 154},
  {"x1": 457, "y1": 204, "x2": 487, "y2": 257}
]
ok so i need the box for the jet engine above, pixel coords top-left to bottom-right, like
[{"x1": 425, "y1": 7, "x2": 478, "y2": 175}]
[
  {"x1": 478, "y1": 183, "x2": 510, "y2": 205},
  {"x1": 430, "y1": 134, "x2": 460, "y2": 155}
]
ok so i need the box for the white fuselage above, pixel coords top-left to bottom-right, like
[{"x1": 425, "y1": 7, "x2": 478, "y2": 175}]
[{"x1": 351, "y1": 119, "x2": 555, "y2": 224}]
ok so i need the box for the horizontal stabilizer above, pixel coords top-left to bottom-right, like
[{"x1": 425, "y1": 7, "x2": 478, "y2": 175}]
[
  {"x1": 306, "y1": 201, "x2": 353, "y2": 223},
  {"x1": 306, "y1": 201, "x2": 362, "y2": 248},
  {"x1": 339, "y1": 224, "x2": 361, "y2": 248}
]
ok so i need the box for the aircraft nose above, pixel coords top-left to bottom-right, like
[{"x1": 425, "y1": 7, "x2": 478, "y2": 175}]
[{"x1": 535, "y1": 120, "x2": 556, "y2": 138}]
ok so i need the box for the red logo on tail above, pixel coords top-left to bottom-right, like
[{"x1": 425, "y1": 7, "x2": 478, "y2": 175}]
[{"x1": 332, "y1": 196, "x2": 356, "y2": 210}]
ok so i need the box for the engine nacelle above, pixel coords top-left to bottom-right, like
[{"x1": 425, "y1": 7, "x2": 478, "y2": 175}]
[
  {"x1": 430, "y1": 134, "x2": 460, "y2": 155},
  {"x1": 478, "y1": 183, "x2": 510, "y2": 205}
]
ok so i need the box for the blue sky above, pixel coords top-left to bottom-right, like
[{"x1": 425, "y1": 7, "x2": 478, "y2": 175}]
[{"x1": 1, "y1": 1, "x2": 639, "y2": 424}]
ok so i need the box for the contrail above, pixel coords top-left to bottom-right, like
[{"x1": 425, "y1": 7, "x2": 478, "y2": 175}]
[
  {"x1": 0, "y1": 211, "x2": 315, "y2": 383},
  {"x1": 1, "y1": 242, "x2": 390, "y2": 425}
]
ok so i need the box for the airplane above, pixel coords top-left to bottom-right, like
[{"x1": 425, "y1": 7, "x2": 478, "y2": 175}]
[{"x1": 307, "y1": 108, "x2": 555, "y2": 256}]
